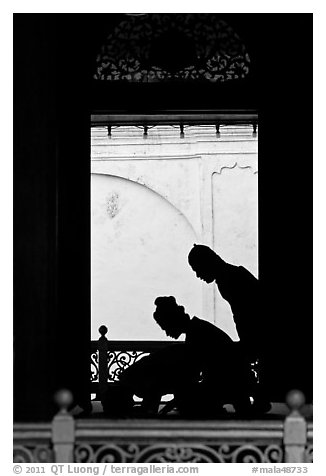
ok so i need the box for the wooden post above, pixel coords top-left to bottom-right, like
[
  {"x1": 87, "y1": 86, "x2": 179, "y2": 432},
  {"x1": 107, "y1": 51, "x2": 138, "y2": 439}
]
[
  {"x1": 284, "y1": 389, "x2": 307, "y2": 463},
  {"x1": 52, "y1": 389, "x2": 75, "y2": 463},
  {"x1": 98, "y1": 325, "x2": 109, "y2": 400}
]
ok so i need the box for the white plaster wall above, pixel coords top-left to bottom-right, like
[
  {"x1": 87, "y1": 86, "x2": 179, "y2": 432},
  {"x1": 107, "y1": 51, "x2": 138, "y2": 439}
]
[
  {"x1": 212, "y1": 166, "x2": 258, "y2": 276},
  {"x1": 91, "y1": 174, "x2": 202, "y2": 340},
  {"x1": 91, "y1": 125, "x2": 258, "y2": 342},
  {"x1": 212, "y1": 165, "x2": 258, "y2": 340},
  {"x1": 91, "y1": 157, "x2": 202, "y2": 238}
]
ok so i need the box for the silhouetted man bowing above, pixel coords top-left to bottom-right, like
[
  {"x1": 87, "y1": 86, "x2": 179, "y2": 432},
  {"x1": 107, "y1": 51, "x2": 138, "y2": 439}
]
[
  {"x1": 187, "y1": 244, "x2": 271, "y2": 413},
  {"x1": 153, "y1": 296, "x2": 254, "y2": 416}
]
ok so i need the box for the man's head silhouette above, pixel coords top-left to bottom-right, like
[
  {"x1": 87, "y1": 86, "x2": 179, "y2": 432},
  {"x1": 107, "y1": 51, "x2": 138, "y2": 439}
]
[
  {"x1": 153, "y1": 296, "x2": 190, "y2": 339},
  {"x1": 188, "y1": 244, "x2": 223, "y2": 283}
]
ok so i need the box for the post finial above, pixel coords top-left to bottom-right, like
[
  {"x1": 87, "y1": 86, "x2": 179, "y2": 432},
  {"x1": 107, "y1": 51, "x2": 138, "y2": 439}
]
[
  {"x1": 99, "y1": 325, "x2": 108, "y2": 337},
  {"x1": 284, "y1": 389, "x2": 307, "y2": 463},
  {"x1": 286, "y1": 389, "x2": 305, "y2": 412},
  {"x1": 54, "y1": 389, "x2": 74, "y2": 413}
]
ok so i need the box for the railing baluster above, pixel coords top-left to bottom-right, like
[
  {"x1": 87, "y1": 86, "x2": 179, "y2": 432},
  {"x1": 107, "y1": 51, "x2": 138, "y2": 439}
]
[
  {"x1": 284, "y1": 390, "x2": 307, "y2": 463},
  {"x1": 14, "y1": 386, "x2": 312, "y2": 463},
  {"x1": 98, "y1": 325, "x2": 109, "y2": 400},
  {"x1": 52, "y1": 389, "x2": 75, "y2": 463}
]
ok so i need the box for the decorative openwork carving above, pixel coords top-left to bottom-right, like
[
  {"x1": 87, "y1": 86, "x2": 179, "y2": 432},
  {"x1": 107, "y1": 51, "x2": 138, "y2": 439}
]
[
  {"x1": 90, "y1": 350, "x2": 99, "y2": 382},
  {"x1": 94, "y1": 14, "x2": 250, "y2": 83},
  {"x1": 91, "y1": 350, "x2": 149, "y2": 383},
  {"x1": 75, "y1": 443, "x2": 283, "y2": 463},
  {"x1": 107, "y1": 350, "x2": 150, "y2": 382}
]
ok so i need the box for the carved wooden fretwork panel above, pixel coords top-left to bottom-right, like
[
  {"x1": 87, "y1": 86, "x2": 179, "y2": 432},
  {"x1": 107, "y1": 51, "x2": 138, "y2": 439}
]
[
  {"x1": 91, "y1": 350, "x2": 149, "y2": 383},
  {"x1": 94, "y1": 14, "x2": 250, "y2": 82}
]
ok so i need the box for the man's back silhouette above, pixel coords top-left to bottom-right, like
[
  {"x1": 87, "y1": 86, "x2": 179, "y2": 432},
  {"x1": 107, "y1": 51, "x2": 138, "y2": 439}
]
[
  {"x1": 188, "y1": 244, "x2": 271, "y2": 413},
  {"x1": 188, "y1": 244, "x2": 261, "y2": 360}
]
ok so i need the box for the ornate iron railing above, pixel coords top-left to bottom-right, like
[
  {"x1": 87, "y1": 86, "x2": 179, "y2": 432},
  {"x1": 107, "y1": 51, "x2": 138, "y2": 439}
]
[
  {"x1": 74, "y1": 419, "x2": 285, "y2": 463},
  {"x1": 13, "y1": 423, "x2": 54, "y2": 463},
  {"x1": 14, "y1": 327, "x2": 313, "y2": 463},
  {"x1": 13, "y1": 389, "x2": 313, "y2": 464},
  {"x1": 90, "y1": 326, "x2": 184, "y2": 399}
]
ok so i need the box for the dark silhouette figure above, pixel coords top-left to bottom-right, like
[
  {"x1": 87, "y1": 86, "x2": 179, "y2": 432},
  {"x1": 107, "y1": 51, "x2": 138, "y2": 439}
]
[
  {"x1": 188, "y1": 244, "x2": 271, "y2": 413},
  {"x1": 102, "y1": 343, "x2": 200, "y2": 417},
  {"x1": 102, "y1": 295, "x2": 256, "y2": 418},
  {"x1": 153, "y1": 296, "x2": 255, "y2": 417},
  {"x1": 120, "y1": 343, "x2": 200, "y2": 416}
]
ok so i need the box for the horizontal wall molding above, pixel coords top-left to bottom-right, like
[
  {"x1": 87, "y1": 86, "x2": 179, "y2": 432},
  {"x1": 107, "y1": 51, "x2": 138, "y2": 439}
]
[{"x1": 91, "y1": 111, "x2": 258, "y2": 127}]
